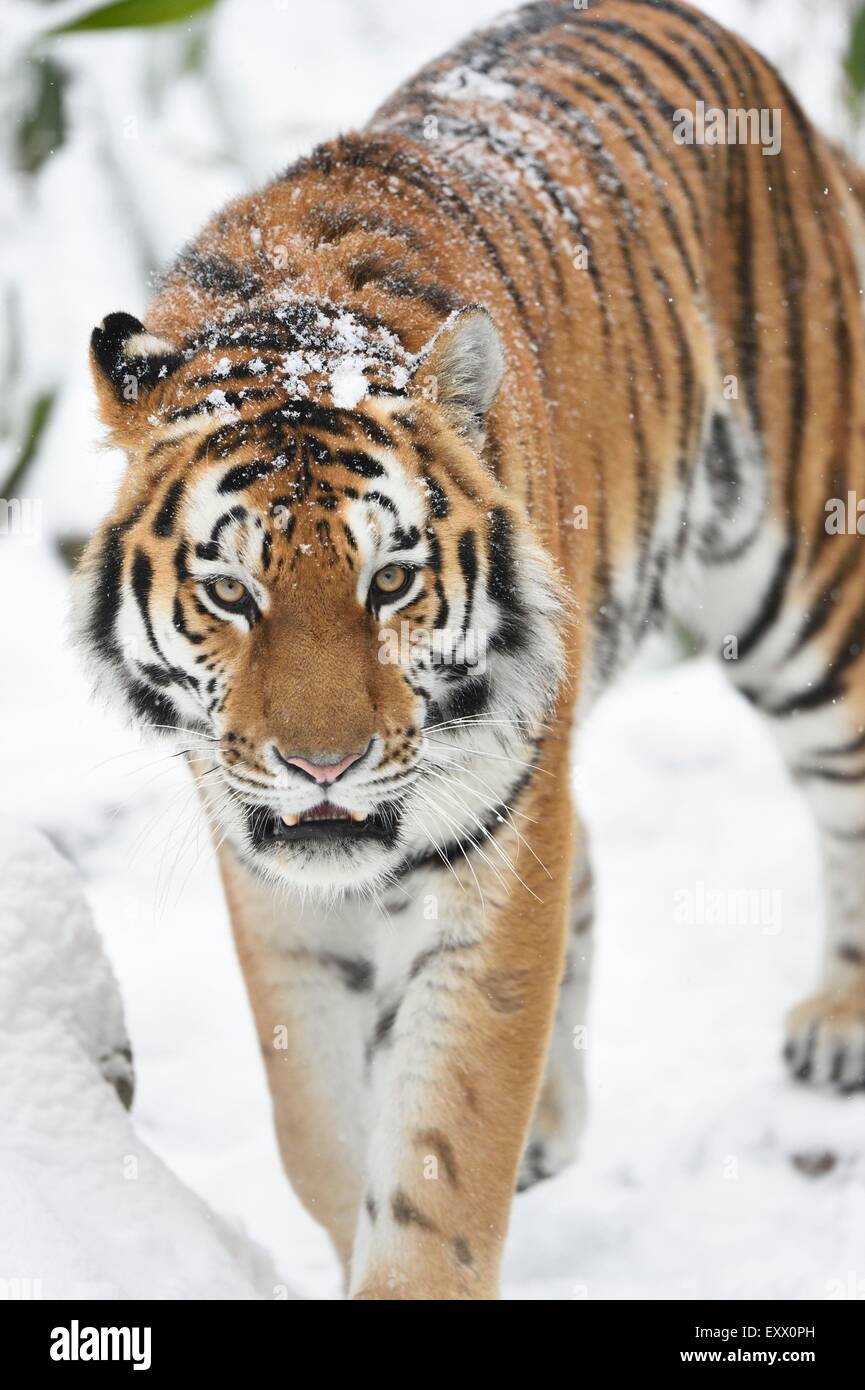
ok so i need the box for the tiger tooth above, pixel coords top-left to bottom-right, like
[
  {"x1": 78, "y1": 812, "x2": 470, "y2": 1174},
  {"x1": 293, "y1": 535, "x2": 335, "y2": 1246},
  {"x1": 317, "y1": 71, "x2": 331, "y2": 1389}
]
[
  {"x1": 281, "y1": 813, "x2": 300, "y2": 827},
  {"x1": 350, "y1": 811, "x2": 368, "y2": 823}
]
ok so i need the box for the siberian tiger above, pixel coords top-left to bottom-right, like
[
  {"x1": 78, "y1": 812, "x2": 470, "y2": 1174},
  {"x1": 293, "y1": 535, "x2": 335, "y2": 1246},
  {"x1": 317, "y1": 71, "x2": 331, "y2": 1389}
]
[{"x1": 75, "y1": 0, "x2": 865, "y2": 1298}]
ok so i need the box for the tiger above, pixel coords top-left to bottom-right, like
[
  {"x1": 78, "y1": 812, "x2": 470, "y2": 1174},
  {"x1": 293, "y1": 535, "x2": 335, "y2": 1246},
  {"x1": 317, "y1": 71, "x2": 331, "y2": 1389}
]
[{"x1": 74, "y1": 0, "x2": 865, "y2": 1299}]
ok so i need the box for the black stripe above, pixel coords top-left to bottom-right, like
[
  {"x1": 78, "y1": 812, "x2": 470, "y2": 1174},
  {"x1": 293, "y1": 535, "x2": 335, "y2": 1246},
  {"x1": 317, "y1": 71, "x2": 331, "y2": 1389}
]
[
  {"x1": 424, "y1": 474, "x2": 450, "y2": 519},
  {"x1": 486, "y1": 507, "x2": 531, "y2": 657},
  {"x1": 88, "y1": 505, "x2": 146, "y2": 663},
  {"x1": 364, "y1": 490, "x2": 397, "y2": 514},
  {"x1": 306, "y1": 204, "x2": 423, "y2": 250},
  {"x1": 785, "y1": 544, "x2": 862, "y2": 659},
  {"x1": 165, "y1": 387, "x2": 276, "y2": 424},
  {"x1": 218, "y1": 459, "x2": 278, "y2": 494},
  {"x1": 152, "y1": 479, "x2": 185, "y2": 538},
  {"x1": 433, "y1": 576, "x2": 449, "y2": 631},
  {"x1": 393, "y1": 525, "x2": 421, "y2": 551},
  {"x1": 810, "y1": 728, "x2": 865, "y2": 759},
  {"x1": 186, "y1": 361, "x2": 277, "y2": 390},
  {"x1": 457, "y1": 530, "x2": 478, "y2": 634},
  {"x1": 357, "y1": 416, "x2": 395, "y2": 449},
  {"x1": 319, "y1": 953, "x2": 375, "y2": 993},
  {"x1": 795, "y1": 763, "x2": 865, "y2": 785},
  {"x1": 413, "y1": 106, "x2": 606, "y2": 335},
  {"x1": 172, "y1": 595, "x2": 204, "y2": 646},
  {"x1": 129, "y1": 549, "x2": 193, "y2": 692},
  {"x1": 171, "y1": 249, "x2": 263, "y2": 297},
  {"x1": 274, "y1": 400, "x2": 354, "y2": 436},
  {"x1": 125, "y1": 676, "x2": 180, "y2": 731},
  {"x1": 195, "y1": 505, "x2": 248, "y2": 558},
  {"x1": 767, "y1": 597, "x2": 865, "y2": 718},
  {"x1": 191, "y1": 421, "x2": 254, "y2": 463},
  {"x1": 173, "y1": 540, "x2": 190, "y2": 583},
  {"x1": 130, "y1": 549, "x2": 161, "y2": 663},
  {"x1": 486, "y1": 508, "x2": 517, "y2": 607},
  {"x1": 334, "y1": 450, "x2": 386, "y2": 479},
  {"x1": 735, "y1": 526, "x2": 796, "y2": 662},
  {"x1": 346, "y1": 252, "x2": 462, "y2": 315}
]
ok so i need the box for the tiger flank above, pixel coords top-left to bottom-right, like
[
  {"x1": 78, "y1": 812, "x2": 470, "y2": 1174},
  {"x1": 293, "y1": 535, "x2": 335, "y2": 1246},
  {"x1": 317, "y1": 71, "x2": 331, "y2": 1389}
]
[{"x1": 75, "y1": 0, "x2": 865, "y2": 1298}]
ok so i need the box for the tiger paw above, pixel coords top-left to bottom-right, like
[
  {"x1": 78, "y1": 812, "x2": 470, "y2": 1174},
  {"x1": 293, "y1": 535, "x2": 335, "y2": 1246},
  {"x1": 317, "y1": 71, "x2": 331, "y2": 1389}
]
[
  {"x1": 516, "y1": 1131, "x2": 578, "y2": 1193},
  {"x1": 784, "y1": 986, "x2": 865, "y2": 1093}
]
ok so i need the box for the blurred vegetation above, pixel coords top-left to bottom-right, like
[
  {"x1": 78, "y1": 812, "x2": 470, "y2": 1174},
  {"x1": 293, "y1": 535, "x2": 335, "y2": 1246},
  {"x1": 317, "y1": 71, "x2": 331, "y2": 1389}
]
[
  {"x1": 15, "y1": 56, "x2": 67, "y2": 175},
  {"x1": 0, "y1": 0, "x2": 222, "y2": 528},
  {"x1": 50, "y1": 0, "x2": 219, "y2": 34},
  {"x1": 847, "y1": 3, "x2": 865, "y2": 100}
]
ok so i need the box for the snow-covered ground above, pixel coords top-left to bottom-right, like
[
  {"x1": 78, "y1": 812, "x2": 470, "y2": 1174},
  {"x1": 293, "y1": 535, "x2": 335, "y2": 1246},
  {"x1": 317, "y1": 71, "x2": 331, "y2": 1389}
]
[
  {"x1": 2, "y1": 0, "x2": 864, "y2": 1300},
  {"x1": 0, "y1": 819, "x2": 280, "y2": 1299}
]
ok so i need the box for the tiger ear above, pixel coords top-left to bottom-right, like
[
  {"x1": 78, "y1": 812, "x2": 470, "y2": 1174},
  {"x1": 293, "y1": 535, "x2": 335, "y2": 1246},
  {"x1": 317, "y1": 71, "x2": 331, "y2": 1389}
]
[
  {"x1": 410, "y1": 306, "x2": 504, "y2": 445},
  {"x1": 90, "y1": 312, "x2": 183, "y2": 447}
]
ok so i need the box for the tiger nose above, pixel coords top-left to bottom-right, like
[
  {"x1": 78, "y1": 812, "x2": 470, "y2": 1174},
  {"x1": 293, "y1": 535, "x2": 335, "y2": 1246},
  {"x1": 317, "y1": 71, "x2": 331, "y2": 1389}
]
[{"x1": 273, "y1": 745, "x2": 368, "y2": 784}]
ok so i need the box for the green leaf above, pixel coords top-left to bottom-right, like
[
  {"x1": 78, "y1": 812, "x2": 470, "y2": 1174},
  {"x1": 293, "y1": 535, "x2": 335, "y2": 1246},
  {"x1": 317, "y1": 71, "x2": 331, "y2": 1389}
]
[
  {"x1": 179, "y1": 22, "x2": 210, "y2": 74},
  {"x1": 55, "y1": 534, "x2": 90, "y2": 570},
  {"x1": 15, "y1": 57, "x2": 67, "y2": 176},
  {"x1": 0, "y1": 390, "x2": 56, "y2": 506},
  {"x1": 49, "y1": 0, "x2": 219, "y2": 34},
  {"x1": 846, "y1": 4, "x2": 865, "y2": 97}
]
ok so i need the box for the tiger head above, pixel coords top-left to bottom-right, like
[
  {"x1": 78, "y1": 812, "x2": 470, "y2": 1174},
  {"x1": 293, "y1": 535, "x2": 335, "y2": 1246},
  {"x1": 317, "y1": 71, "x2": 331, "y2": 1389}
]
[{"x1": 75, "y1": 300, "x2": 566, "y2": 895}]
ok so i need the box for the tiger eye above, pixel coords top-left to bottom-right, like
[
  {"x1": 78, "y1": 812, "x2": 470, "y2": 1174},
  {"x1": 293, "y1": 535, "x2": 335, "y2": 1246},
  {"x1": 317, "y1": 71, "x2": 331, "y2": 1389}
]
[
  {"x1": 373, "y1": 564, "x2": 409, "y2": 595},
  {"x1": 211, "y1": 576, "x2": 248, "y2": 607}
]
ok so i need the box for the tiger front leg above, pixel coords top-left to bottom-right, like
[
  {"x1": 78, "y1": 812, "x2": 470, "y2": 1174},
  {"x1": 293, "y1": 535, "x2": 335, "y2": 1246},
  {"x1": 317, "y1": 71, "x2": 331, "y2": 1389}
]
[
  {"x1": 349, "y1": 782, "x2": 575, "y2": 1301},
  {"x1": 518, "y1": 841, "x2": 594, "y2": 1192},
  {"x1": 218, "y1": 853, "x2": 370, "y2": 1278}
]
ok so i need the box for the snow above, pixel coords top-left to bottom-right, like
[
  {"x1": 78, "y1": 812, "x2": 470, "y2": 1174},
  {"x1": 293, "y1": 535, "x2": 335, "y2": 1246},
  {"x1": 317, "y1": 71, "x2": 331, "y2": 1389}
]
[
  {"x1": 330, "y1": 358, "x2": 371, "y2": 409},
  {"x1": 0, "y1": 818, "x2": 282, "y2": 1299},
  {"x1": 2, "y1": 0, "x2": 865, "y2": 1301}
]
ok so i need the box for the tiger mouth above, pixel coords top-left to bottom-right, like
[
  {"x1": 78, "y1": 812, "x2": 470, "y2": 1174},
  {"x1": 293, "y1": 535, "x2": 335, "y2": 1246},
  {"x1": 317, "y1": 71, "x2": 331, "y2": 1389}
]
[{"x1": 246, "y1": 799, "x2": 400, "y2": 847}]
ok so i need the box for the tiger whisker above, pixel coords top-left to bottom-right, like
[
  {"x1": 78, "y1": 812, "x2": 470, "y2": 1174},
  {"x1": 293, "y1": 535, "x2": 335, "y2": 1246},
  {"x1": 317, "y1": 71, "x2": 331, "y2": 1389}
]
[
  {"x1": 418, "y1": 770, "x2": 543, "y2": 901},
  {"x1": 409, "y1": 780, "x2": 512, "y2": 899},
  {"x1": 421, "y1": 762, "x2": 550, "y2": 880},
  {"x1": 424, "y1": 736, "x2": 549, "y2": 776},
  {"x1": 407, "y1": 784, "x2": 488, "y2": 911}
]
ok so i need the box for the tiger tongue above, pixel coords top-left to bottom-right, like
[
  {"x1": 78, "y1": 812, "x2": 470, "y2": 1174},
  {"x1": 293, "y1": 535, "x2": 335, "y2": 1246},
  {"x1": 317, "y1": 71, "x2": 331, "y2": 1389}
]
[{"x1": 302, "y1": 800, "x2": 349, "y2": 823}]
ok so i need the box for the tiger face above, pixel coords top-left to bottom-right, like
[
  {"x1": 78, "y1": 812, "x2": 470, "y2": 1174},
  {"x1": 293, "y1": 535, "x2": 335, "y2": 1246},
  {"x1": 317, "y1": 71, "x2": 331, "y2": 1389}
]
[{"x1": 76, "y1": 303, "x2": 565, "y2": 893}]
